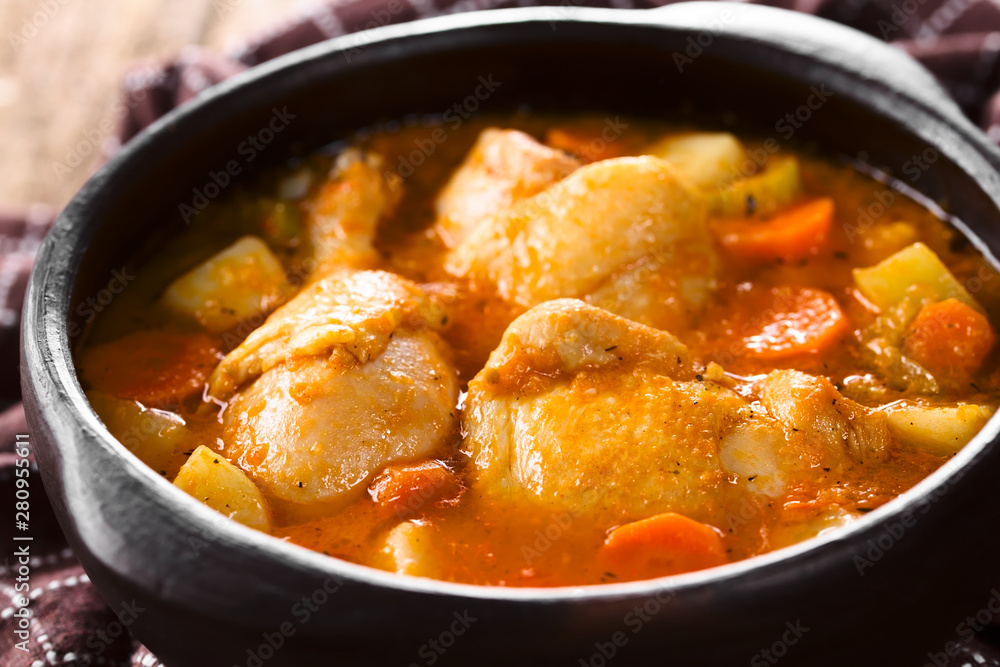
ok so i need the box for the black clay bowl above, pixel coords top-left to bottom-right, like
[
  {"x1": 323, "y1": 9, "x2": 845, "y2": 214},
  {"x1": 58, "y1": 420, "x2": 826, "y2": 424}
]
[{"x1": 21, "y1": 3, "x2": 1000, "y2": 665}]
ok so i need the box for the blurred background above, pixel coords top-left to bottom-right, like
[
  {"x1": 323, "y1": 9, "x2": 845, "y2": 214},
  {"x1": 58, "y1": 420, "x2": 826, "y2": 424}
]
[{"x1": 0, "y1": 0, "x2": 318, "y2": 212}]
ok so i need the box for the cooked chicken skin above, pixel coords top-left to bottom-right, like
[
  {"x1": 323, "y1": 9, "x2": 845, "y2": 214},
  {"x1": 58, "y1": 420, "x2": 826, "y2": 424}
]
[
  {"x1": 585, "y1": 249, "x2": 717, "y2": 333},
  {"x1": 461, "y1": 299, "x2": 750, "y2": 527},
  {"x1": 434, "y1": 128, "x2": 580, "y2": 247},
  {"x1": 462, "y1": 300, "x2": 894, "y2": 526},
  {"x1": 444, "y1": 156, "x2": 716, "y2": 333},
  {"x1": 213, "y1": 270, "x2": 459, "y2": 507},
  {"x1": 223, "y1": 333, "x2": 458, "y2": 507},
  {"x1": 208, "y1": 270, "x2": 441, "y2": 399}
]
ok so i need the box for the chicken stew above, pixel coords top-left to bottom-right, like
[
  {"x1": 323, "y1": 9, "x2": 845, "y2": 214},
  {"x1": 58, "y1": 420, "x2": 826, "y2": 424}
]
[{"x1": 76, "y1": 114, "x2": 1000, "y2": 586}]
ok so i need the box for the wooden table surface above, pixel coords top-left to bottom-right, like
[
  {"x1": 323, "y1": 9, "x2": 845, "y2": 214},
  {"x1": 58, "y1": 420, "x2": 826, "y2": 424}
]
[{"x1": 0, "y1": 0, "x2": 311, "y2": 212}]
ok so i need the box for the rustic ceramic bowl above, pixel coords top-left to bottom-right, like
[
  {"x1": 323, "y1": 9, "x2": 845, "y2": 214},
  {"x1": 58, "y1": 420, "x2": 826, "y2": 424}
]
[{"x1": 22, "y1": 3, "x2": 1000, "y2": 665}]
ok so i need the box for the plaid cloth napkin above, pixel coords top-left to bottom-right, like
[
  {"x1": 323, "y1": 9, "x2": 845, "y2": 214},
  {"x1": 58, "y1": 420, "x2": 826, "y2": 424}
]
[{"x1": 6, "y1": 0, "x2": 1000, "y2": 665}]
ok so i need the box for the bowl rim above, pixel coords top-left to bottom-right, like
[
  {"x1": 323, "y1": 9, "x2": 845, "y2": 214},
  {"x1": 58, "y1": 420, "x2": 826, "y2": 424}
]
[{"x1": 23, "y1": 2, "x2": 1000, "y2": 605}]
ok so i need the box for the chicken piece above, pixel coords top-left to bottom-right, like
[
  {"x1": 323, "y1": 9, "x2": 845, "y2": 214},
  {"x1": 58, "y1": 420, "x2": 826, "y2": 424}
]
[
  {"x1": 223, "y1": 335, "x2": 458, "y2": 508},
  {"x1": 434, "y1": 129, "x2": 580, "y2": 247},
  {"x1": 461, "y1": 299, "x2": 751, "y2": 527},
  {"x1": 759, "y1": 370, "x2": 893, "y2": 465},
  {"x1": 719, "y1": 371, "x2": 895, "y2": 501},
  {"x1": 298, "y1": 149, "x2": 402, "y2": 276},
  {"x1": 444, "y1": 156, "x2": 715, "y2": 330},
  {"x1": 463, "y1": 300, "x2": 896, "y2": 528},
  {"x1": 584, "y1": 250, "x2": 717, "y2": 333},
  {"x1": 214, "y1": 270, "x2": 459, "y2": 508},
  {"x1": 208, "y1": 270, "x2": 441, "y2": 399},
  {"x1": 717, "y1": 422, "x2": 789, "y2": 498}
]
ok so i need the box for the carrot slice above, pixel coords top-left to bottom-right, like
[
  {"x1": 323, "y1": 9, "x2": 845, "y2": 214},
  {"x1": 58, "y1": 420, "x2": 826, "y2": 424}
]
[
  {"x1": 368, "y1": 460, "x2": 463, "y2": 516},
  {"x1": 712, "y1": 197, "x2": 833, "y2": 261},
  {"x1": 904, "y1": 298, "x2": 996, "y2": 382},
  {"x1": 78, "y1": 330, "x2": 222, "y2": 407},
  {"x1": 740, "y1": 286, "x2": 849, "y2": 360},
  {"x1": 598, "y1": 512, "x2": 727, "y2": 581},
  {"x1": 546, "y1": 127, "x2": 629, "y2": 163}
]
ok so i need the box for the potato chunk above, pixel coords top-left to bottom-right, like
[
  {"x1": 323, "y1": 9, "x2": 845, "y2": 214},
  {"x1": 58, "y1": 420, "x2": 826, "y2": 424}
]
[
  {"x1": 882, "y1": 401, "x2": 995, "y2": 456},
  {"x1": 853, "y1": 242, "x2": 977, "y2": 312},
  {"x1": 162, "y1": 235, "x2": 291, "y2": 333},
  {"x1": 645, "y1": 133, "x2": 802, "y2": 218},
  {"x1": 767, "y1": 508, "x2": 861, "y2": 550},
  {"x1": 710, "y1": 155, "x2": 802, "y2": 218},
  {"x1": 173, "y1": 445, "x2": 272, "y2": 532},
  {"x1": 87, "y1": 391, "x2": 190, "y2": 478},
  {"x1": 380, "y1": 521, "x2": 440, "y2": 577},
  {"x1": 646, "y1": 131, "x2": 745, "y2": 190}
]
